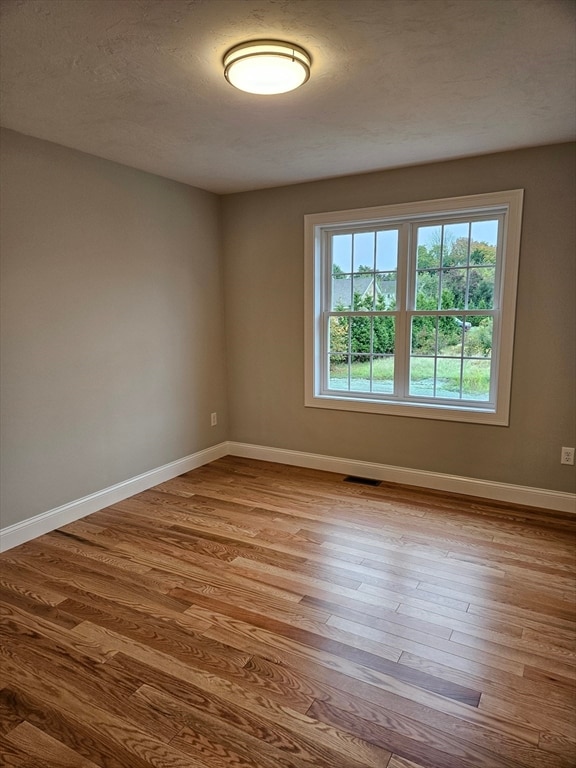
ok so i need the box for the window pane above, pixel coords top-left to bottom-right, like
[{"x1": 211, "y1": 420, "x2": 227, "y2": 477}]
[
  {"x1": 353, "y1": 232, "x2": 375, "y2": 272},
  {"x1": 442, "y1": 222, "x2": 470, "y2": 266},
  {"x1": 374, "y1": 315, "x2": 395, "y2": 354},
  {"x1": 410, "y1": 357, "x2": 435, "y2": 397},
  {"x1": 353, "y1": 274, "x2": 374, "y2": 310},
  {"x1": 441, "y1": 269, "x2": 466, "y2": 309},
  {"x1": 349, "y1": 355, "x2": 371, "y2": 392},
  {"x1": 471, "y1": 220, "x2": 498, "y2": 262},
  {"x1": 468, "y1": 267, "x2": 495, "y2": 309},
  {"x1": 416, "y1": 270, "x2": 439, "y2": 310},
  {"x1": 462, "y1": 359, "x2": 491, "y2": 400},
  {"x1": 351, "y1": 316, "x2": 371, "y2": 355},
  {"x1": 331, "y1": 275, "x2": 351, "y2": 310},
  {"x1": 375, "y1": 273, "x2": 397, "y2": 308},
  {"x1": 329, "y1": 316, "x2": 349, "y2": 356},
  {"x1": 329, "y1": 355, "x2": 349, "y2": 391},
  {"x1": 416, "y1": 226, "x2": 441, "y2": 268},
  {"x1": 332, "y1": 234, "x2": 352, "y2": 274},
  {"x1": 438, "y1": 315, "x2": 464, "y2": 356},
  {"x1": 463, "y1": 316, "x2": 493, "y2": 358},
  {"x1": 436, "y1": 358, "x2": 462, "y2": 398},
  {"x1": 372, "y1": 357, "x2": 394, "y2": 393},
  {"x1": 376, "y1": 230, "x2": 398, "y2": 271},
  {"x1": 411, "y1": 316, "x2": 436, "y2": 355}
]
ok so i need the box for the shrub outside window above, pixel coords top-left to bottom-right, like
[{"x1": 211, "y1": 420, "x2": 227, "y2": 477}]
[{"x1": 304, "y1": 190, "x2": 524, "y2": 425}]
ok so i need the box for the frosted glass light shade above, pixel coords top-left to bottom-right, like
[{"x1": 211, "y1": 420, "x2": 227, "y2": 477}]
[{"x1": 223, "y1": 40, "x2": 311, "y2": 95}]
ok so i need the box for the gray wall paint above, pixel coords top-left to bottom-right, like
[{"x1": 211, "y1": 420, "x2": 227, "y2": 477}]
[
  {"x1": 1, "y1": 133, "x2": 574, "y2": 533},
  {"x1": 0, "y1": 129, "x2": 228, "y2": 528},
  {"x1": 222, "y1": 143, "x2": 576, "y2": 494}
]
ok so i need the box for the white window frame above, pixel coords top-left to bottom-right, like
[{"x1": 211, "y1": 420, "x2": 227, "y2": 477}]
[{"x1": 304, "y1": 190, "x2": 524, "y2": 425}]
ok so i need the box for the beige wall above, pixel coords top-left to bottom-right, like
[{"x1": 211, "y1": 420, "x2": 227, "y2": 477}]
[
  {"x1": 0, "y1": 129, "x2": 228, "y2": 528},
  {"x1": 222, "y1": 143, "x2": 576, "y2": 494}
]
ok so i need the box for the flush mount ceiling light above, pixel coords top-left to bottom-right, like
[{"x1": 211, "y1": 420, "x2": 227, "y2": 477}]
[{"x1": 223, "y1": 40, "x2": 311, "y2": 95}]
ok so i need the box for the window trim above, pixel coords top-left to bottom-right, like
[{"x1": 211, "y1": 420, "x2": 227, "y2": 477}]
[{"x1": 304, "y1": 190, "x2": 524, "y2": 425}]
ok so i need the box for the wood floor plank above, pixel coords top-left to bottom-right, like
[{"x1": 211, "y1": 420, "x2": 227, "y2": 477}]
[
  {"x1": 308, "y1": 698, "x2": 524, "y2": 768},
  {"x1": 397, "y1": 651, "x2": 575, "y2": 713},
  {"x1": 1, "y1": 456, "x2": 574, "y2": 768},
  {"x1": 300, "y1": 594, "x2": 454, "y2": 640},
  {"x1": 417, "y1": 579, "x2": 576, "y2": 623},
  {"x1": 71, "y1": 623, "x2": 393, "y2": 768},
  {"x1": 136, "y1": 684, "x2": 375, "y2": 768},
  {"x1": 523, "y1": 663, "x2": 576, "y2": 689},
  {"x1": 0, "y1": 573, "x2": 67, "y2": 609},
  {"x1": 388, "y1": 757, "x2": 428, "y2": 768},
  {"x1": 327, "y1": 614, "x2": 525, "y2": 676},
  {"x1": 5, "y1": 721, "x2": 102, "y2": 768},
  {"x1": 478, "y1": 692, "x2": 576, "y2": 737},
  {"x1": 0, "y1": 652, "x2": 209, "y2": 767},
  {"x1": 301, "y1": 678, "x2": 566, "y2": 768},
  {"x1": 0, "y1": 584, "x2": 79, "y2": 630},
  {"x1": 41, "y1": 529, "x2": 154, "y2": 575},
  {"x1": 399, "y1": 658, "x2": 576, "y2": 755},
  {"x1": 0, "y1": 628, "x2": 179, "y2": 744},
  {"x1": 54, "y1": 523, "x2": 306, "y2": 605},
  {"x1": 177, "y1": 590, "x2": 481, "y2": 704},
  {"x1": 449, "y1": 629, "x2": 576, "y2": 676},
  {"x1": 0, "y1": 690, "x2": 24, "y2": 738},
  {"x1": 172, "y1": 585, "x2": 405, "y2": 663},
  {"x1": 395, "y1": 602, "x2": 524, "y2": 639},
  {"x1": 0, "y1": 735, "x2": 51, "y2": 768},
  {"x1": 358, "y1": 581, "x2": 470, "y2": 614},
  {"x1": 226, "y1": 555, "x2": 403, "y2": 611},
  {"x1": 2, "y1": 544, "x2": 194, "y2": 617},
  {"x1": 202, "y1": 617, "x2": 542, "y2": 753},
  {"x1": 0, "y1": 602, "x2": 116, "y2": 664},
  {"x1": 522, "y1": 626, "x2": 576, "y2": 652},
  {"x1": 0, "y1": 687, "x2": 158, "y2": 768},
  {"x1": 467, "y1": 601, "x2": 576, "y2": 633}
]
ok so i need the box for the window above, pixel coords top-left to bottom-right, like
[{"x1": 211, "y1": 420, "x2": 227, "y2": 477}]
[{"x1": 305, "y1": 190, "x2": 523, "y2": 425}]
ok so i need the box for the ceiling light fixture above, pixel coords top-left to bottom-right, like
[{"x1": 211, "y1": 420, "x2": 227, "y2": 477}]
[{"x1": 223, "y1": 40, "x2": 311, "y2": 95}]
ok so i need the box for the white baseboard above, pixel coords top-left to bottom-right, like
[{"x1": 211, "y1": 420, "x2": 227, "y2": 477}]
[
  {"x1": 2, "y1": 439, "x2": 573, "y2": 552},
  {"x1": 0, "y1": 442, "x2": 228, "y2": 552},
  {"x1": 227, "y1": 442, "x2": 576, "y2": 514}
]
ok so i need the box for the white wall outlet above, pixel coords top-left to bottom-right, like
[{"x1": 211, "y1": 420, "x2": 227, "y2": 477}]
[
  {"x1": 210, "y1": 412, "x2": 217, "y2": 427},
  {"x1": 560, "y1": 447, "x2": 575, "y2": 465}
]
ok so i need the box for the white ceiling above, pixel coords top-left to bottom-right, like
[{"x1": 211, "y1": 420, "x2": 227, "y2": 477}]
[{"x1": 1, "y1": 0, "x2": 574, "y2": 194}]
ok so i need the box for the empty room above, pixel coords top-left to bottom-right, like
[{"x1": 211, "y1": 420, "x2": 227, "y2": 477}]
[{"x1": 0, "y1": 1, "x2": 575, "y2": 767}]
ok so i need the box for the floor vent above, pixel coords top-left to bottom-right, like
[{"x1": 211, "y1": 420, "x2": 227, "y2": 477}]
[{"x1": 344, "y1": 475, "x2": 382, "y2": 487}]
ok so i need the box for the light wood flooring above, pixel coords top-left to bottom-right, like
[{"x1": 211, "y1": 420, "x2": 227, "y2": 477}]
[{"x1": 1, "y1": 456, "x2": 575, "y2": 768}]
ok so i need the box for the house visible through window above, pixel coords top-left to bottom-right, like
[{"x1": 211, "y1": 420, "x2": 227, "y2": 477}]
[{"x1": 305, "y1": 190, "x2": 523, "y2": 425}]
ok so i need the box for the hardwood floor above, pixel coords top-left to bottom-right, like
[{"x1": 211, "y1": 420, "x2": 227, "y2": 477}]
[{"x1": 1, "y1": 456, "x2": 575, "y2": 768}]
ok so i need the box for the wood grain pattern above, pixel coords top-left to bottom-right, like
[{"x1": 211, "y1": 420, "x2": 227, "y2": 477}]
[{"x1": 1, "y1": 456, "x2": 575, "y2": 767}]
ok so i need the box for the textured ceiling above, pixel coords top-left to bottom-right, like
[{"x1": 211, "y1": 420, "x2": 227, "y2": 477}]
[{"x1": 1, "y1": 0, "x2": 574, "y2": 193}]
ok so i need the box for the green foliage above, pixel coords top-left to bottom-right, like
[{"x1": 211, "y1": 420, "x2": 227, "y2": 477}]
[
  {"x1": 350, "y1": 291, "x2": 371, "y2": 359},
  {"x1": 332, "y1": 288, "x2": 395, "y2": 364},
  {"x1": 463, "y1": 319, "x2": 492, "y2": 357},
  {"x1": 332, "y1": 264, "x2": 346, "y2": 279},
  {"x1": 350, "y1": 291, "x2": 395, "y2": 360},
  {"x1": 417, "y1": 237, "x2": 496, "y2": 311}
]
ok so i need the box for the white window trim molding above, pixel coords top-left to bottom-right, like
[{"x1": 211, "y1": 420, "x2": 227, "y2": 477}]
[{"x1": 304, "y1": 189, "x2": 524, "y2": 425}]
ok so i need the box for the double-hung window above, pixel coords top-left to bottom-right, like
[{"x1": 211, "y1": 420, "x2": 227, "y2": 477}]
[{"x1": 305, "y1": 190, "x2": 523, "y2": 425}]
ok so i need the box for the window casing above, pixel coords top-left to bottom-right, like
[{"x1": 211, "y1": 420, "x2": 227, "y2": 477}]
[{"x1": 305, "y1": 190, "x2": 523, "y2": 425}]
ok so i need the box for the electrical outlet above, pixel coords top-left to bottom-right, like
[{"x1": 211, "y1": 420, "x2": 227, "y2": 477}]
[
  {"x1": 561, "y1": 447, "x2": 575, "y2": 465},
  {"x1": 210, "y1": 412, "x2": 217, "y2": 427}
]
